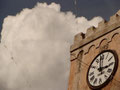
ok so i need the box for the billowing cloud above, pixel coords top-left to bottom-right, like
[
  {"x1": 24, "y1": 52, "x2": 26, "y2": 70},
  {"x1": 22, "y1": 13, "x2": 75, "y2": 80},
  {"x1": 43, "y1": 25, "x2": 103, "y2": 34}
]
[{"x1": 0, "y1": 2, "x2": 103, "y2": 90}]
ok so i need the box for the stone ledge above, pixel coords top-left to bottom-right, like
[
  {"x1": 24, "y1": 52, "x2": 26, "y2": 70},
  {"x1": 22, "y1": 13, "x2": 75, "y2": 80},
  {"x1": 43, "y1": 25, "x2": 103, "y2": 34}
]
[
  {"x1": 86, "y1": 26, "x2": 96, "y2": 37},
  {"x1": 74, "y1": 32, "x2": 85, "y2": 44},
  {"x1": 70, "y1": 21, "x2": 120, "y2": 52},
  {"x1": 70, "y1": 10, "x2": 120, "y2": 52}
]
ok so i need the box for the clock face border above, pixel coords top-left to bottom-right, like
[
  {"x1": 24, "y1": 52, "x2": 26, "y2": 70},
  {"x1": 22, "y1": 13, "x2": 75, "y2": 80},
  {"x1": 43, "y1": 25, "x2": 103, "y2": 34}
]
[{"x1": 86, "y1": 50, "x2": 118, "y2": 90}]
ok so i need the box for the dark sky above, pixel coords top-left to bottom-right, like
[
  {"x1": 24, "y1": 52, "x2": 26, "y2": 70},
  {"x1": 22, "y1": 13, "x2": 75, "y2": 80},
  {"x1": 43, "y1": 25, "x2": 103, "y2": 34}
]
[{"x1": 0, "y1": 0, "x2": 120, "y2": 31}]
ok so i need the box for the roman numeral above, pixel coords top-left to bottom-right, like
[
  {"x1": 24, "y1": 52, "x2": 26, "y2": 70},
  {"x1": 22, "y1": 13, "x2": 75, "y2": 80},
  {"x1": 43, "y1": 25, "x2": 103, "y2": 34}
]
[
  {"x1": 96, "y1": 59, "x2": 99, "y2": 64},
  {"x1": 109, "y1": 62, "x2": 114, "y2": 66},
  {"x1": 91, "y1": 66, "x2": 97, "y2": 69},
  {"x1": 107, "y1": 68, "x2": 112, "y2": 73},
  {"x1": 106, "y1": 52, "x2": 109, "y2": 59},
  {"x1": 93, "y1": 78, "x2": 97, "y2": 84},
  {"x1": 104, "y1": 75, "x2": 108, "y2": 79},
  {"x1": 108, "y1": 56, "x2": 113, "y2": 62},
  {"x1": 89, "y1": 71, "x2": 94, "y2": 76},
  {"x1": 99, "y1": 78, "x2": 102, "y2": 84},
  {"x1": 100, "y1": 54, "x2": 104, "y2": 60},
  {"x1": 90, "y1": 75, "x2": 95, "y2": 82}
]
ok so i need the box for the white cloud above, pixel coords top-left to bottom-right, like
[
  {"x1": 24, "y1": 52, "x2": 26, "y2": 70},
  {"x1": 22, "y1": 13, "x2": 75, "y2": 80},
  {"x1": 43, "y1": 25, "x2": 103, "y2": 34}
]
[{"x1": 0, "y1": 2, "x2": 103, "y2": 90}]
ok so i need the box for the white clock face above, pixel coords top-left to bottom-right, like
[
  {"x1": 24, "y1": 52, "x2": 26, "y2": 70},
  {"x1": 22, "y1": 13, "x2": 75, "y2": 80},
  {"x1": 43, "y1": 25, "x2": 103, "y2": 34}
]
[{"x1": 87, "y1": 50, "x2": 118, "y2": 89}]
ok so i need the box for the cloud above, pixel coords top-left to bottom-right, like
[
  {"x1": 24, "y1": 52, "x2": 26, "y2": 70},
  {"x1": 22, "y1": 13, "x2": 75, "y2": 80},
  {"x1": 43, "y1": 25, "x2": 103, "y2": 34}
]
[{"x1": 0, "y1": 2, "x2": 103, "y2": 90}]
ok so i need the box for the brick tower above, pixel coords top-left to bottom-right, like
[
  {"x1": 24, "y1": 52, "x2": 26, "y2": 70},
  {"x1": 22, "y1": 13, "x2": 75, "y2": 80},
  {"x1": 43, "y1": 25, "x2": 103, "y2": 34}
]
[{"x1": 68, "y1": 10, "x2": 120, "y2": 90}]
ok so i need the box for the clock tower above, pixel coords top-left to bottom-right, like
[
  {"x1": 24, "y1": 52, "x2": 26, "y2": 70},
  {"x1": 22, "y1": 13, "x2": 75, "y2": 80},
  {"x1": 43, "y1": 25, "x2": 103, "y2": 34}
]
[{"x1": 68, "y1": 10, "x2": 120, "y2": 90}]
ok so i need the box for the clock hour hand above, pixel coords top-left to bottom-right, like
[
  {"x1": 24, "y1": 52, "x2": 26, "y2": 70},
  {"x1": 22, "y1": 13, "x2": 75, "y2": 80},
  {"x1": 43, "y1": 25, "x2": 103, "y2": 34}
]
[{"x1": 98, "y1": 71, "x2": 105, "y2": 76}]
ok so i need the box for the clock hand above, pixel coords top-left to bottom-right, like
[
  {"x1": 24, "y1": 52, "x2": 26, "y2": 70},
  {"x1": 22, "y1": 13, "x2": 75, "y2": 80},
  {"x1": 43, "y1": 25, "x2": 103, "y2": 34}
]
[
  {"x1": 98, "y1": 54, "x2": 104, "y2": 72},
  {"x1": 101, "y1": 54, "x2": 104, "y2": 68},
  {"x1": 101, "y1": 62, "x2": 114, "y2": 70},
  {"x1": 98, "y1": 55, "x2": 102, "y2": 72},
  {"x1": 98, "y1": 71, "x2": 105, "y2": 76},
  {"x1": 101, "y1": 65, "x2": 109, "y2": 70}
]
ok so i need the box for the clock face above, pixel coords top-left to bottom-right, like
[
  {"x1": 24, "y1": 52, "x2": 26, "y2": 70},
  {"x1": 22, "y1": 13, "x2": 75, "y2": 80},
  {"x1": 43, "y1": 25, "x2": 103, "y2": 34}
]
[{"x1": 87, "y1": 50, "x2": 118, "y2": 89}]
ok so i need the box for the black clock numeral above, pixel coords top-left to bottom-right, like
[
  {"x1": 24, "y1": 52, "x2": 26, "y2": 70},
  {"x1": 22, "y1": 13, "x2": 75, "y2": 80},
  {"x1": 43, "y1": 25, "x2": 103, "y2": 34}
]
[
  {"x1": 106, "y1": 52, "x2": 109, "y2": 59},
  {"x1": 99, "y1": 78, "x2": 102, "y2": 84},
  {"x1": 91, "y1": 66, "x2": 95, "y2": 69},
  {"x1": 90, "y1": 75, "x2": 95, "y2": 82},
  {"x1": 96, "y1": 59, "x2": 99, "y2": 64},
  {"x1": 93, "y1": 78, "x2": 97, "y2": 84},
  {"x1": 89, "y1": 71, "x2": 94, "y2": 76},
  {"x1": 107, "y1": 68, "x2": 112, "y2": 73},
  {"x1": 100, "y1": 54, "x2": 104, "y2": 60},
  {"x1": 109, "y1": 62, "x2": 114, "y2": 66},
  {"x1": 104, "y1": 75, "x2": 108, "y2": 79},
  {"x1": 91, "y1": 65, "x2": 97, "y2": 69},
  {"x1": 108, "y1": 56, "x2": 113, "y2": 62}
]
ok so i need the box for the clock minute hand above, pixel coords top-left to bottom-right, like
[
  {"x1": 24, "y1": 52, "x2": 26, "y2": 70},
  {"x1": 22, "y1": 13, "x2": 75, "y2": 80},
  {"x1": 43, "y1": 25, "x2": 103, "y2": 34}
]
[
  {"x1": 101, "y1": 54, "x2": 104, "y2": 67},
  {"x1": 98, "y1": 54, "x2": 104, "y2": 72},
  {"x1": 98, "y1": 55, "x2": 102, "y2": 72},
  {"x1": 101, "y1": 62, "x2": 114, "y2": 70}
]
